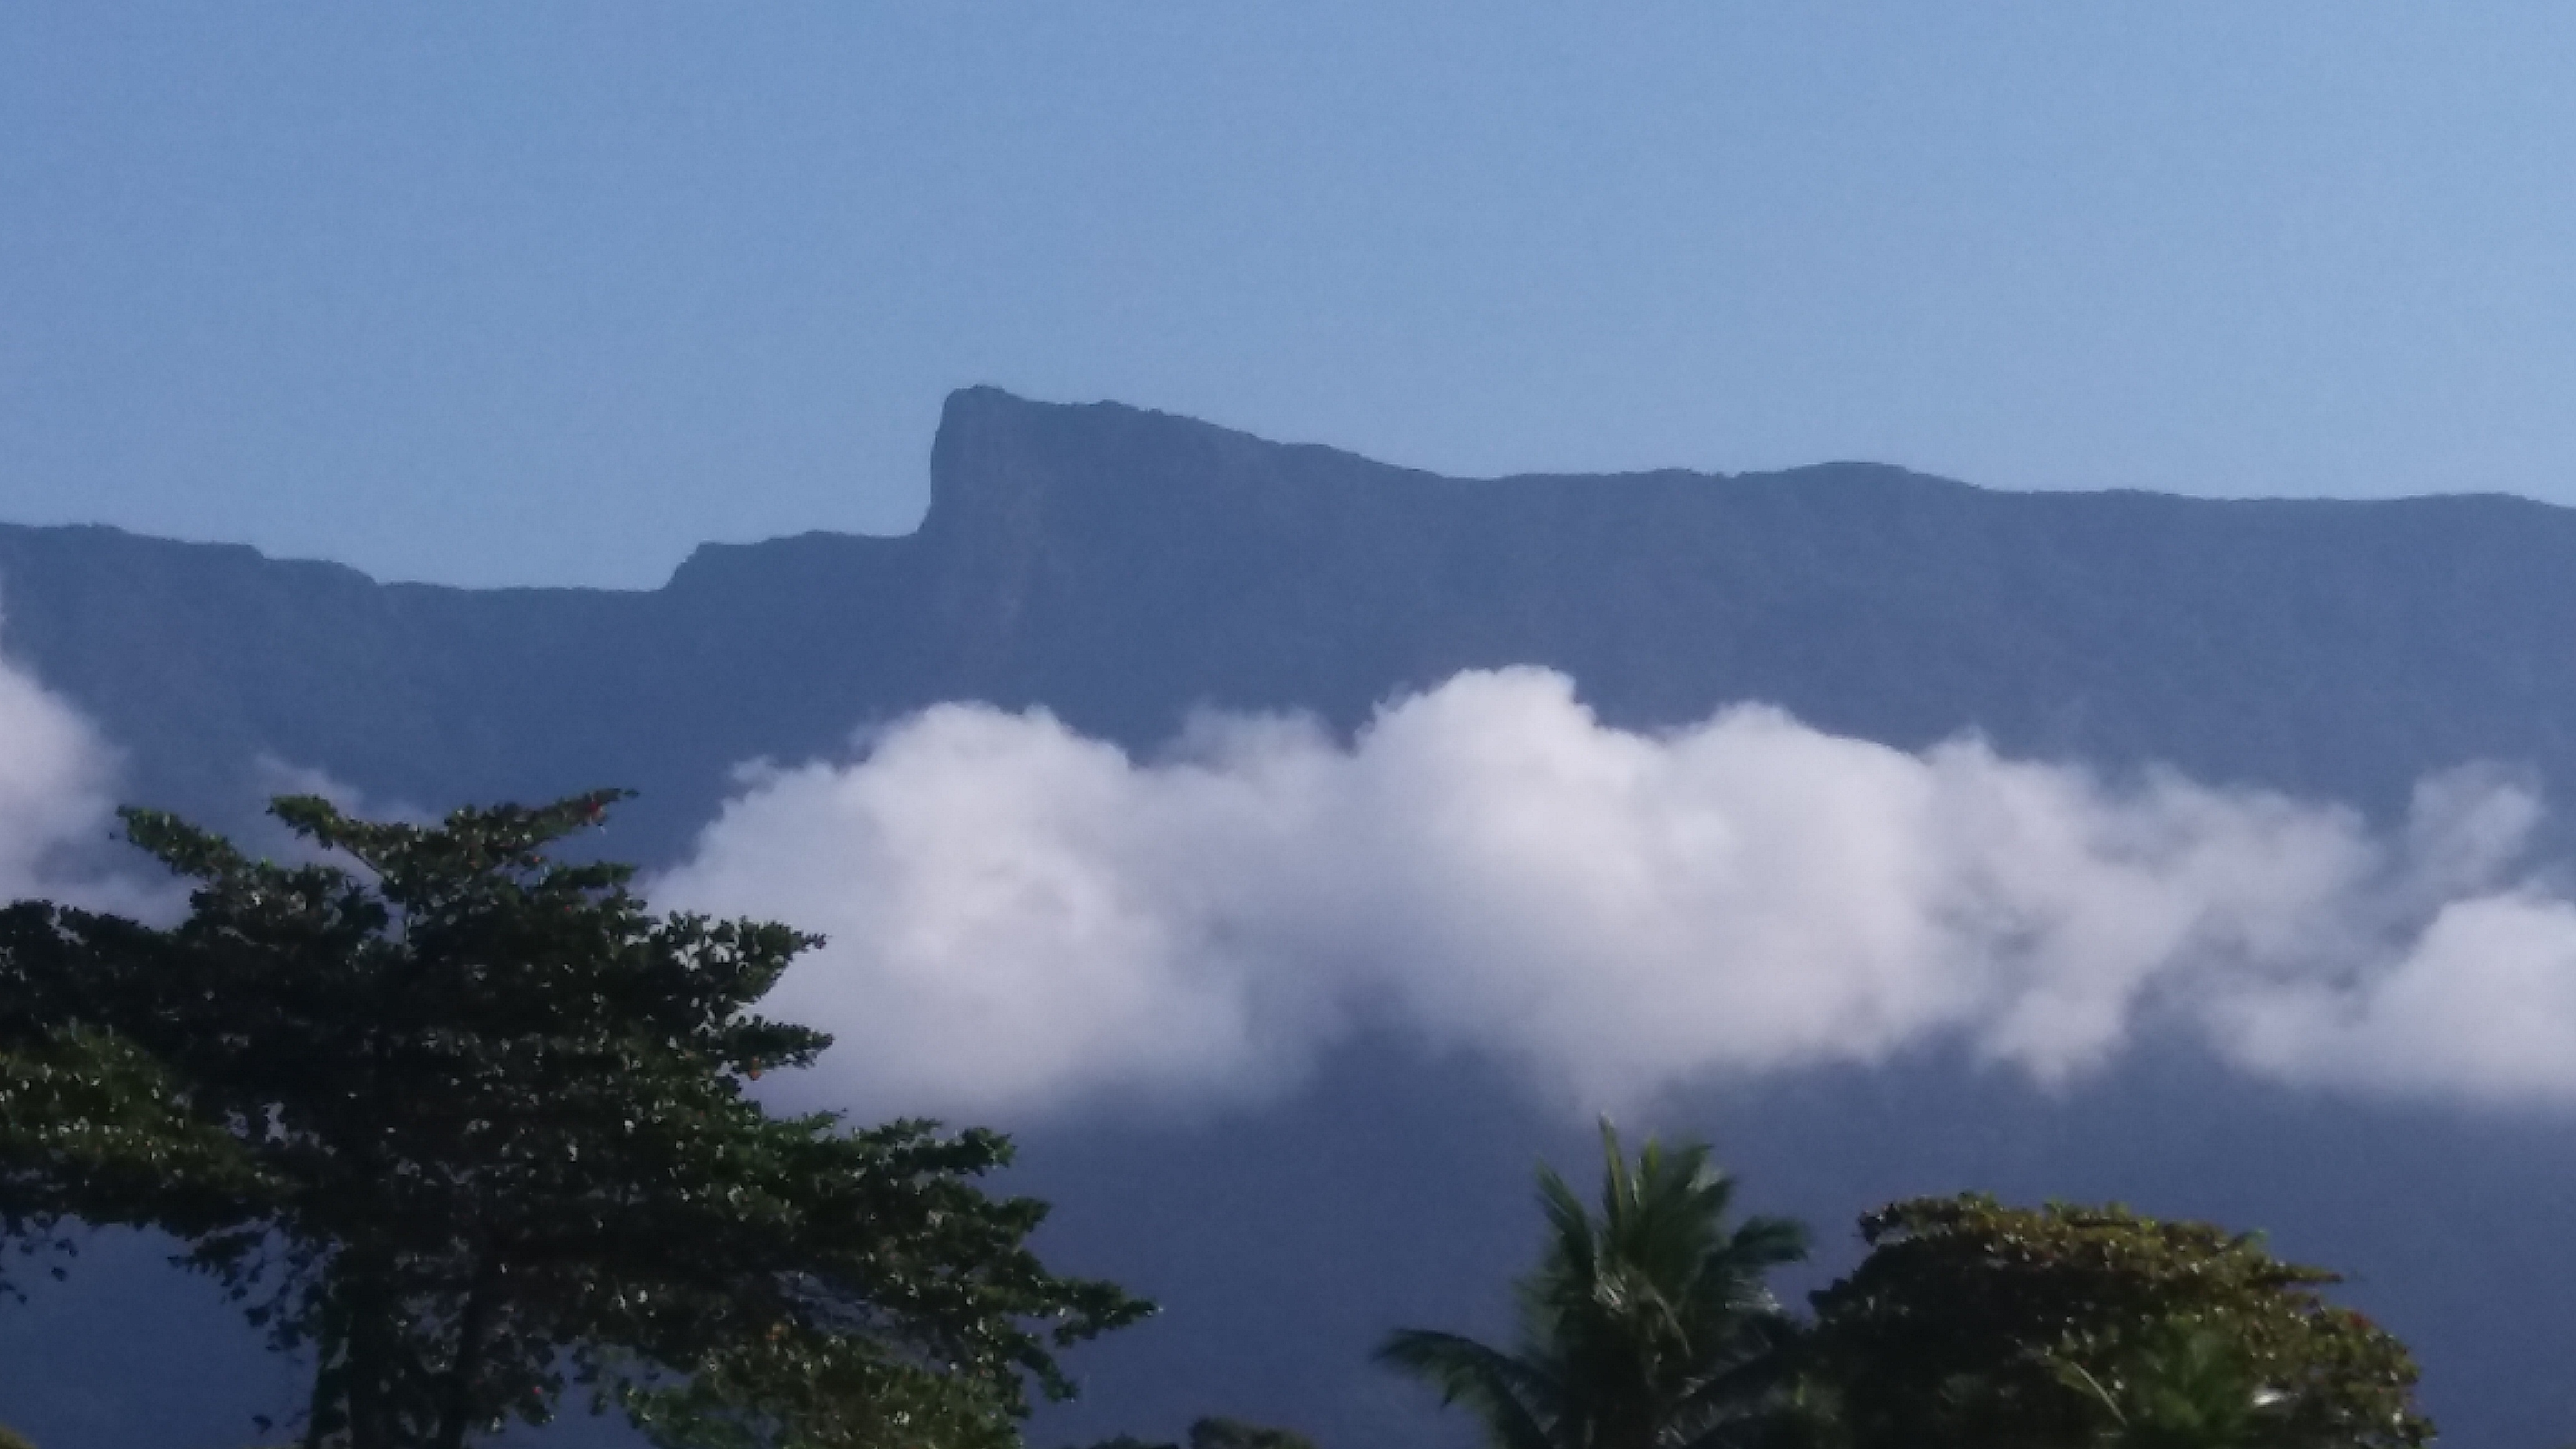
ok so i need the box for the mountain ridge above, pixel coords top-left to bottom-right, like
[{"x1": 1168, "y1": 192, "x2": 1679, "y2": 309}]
[{"x1": 8, "y1": 388, "x2": 2576, "y2": 1447}]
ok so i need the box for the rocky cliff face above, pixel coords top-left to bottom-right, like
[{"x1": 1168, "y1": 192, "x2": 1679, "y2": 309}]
[
  {"x1": 7, "y1": 389, "x2": 2576, "y2": 1446},
  {"x1": 16, "y1": 386, "x2": 2576, "y2": 834}
]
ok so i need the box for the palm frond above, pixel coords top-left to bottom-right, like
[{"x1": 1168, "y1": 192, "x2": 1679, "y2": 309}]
[
  {"x1": 1383, "y1": 1122, "x2": 1810, "y2": 1449},
  {"x1": 1537, "y1": 1164, "x2": 1599, "y2": 1290},
  {"x1": 1375, "y1": 1329, "x2": 1559, "y2": 1449}
]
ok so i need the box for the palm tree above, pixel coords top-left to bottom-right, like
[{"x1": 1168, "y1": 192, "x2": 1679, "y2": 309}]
[
  {"x1": 2051, "y1": 1321, "x2": 2289, "y2": 1449},
  {"x1": 1377, "y1": 1120, "x2": 1809, "y2": 1449}
]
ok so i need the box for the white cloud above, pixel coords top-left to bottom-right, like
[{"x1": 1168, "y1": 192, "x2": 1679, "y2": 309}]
[
  {"x1": 237, "y1": 756, "x2": 437, "y2": 867},
  {"x1": 0, "y1": 634, "x2": 160, "y2": 915},
  {"x1": 650, "y1": 667, "x2": 2576, "y2": 1120}
]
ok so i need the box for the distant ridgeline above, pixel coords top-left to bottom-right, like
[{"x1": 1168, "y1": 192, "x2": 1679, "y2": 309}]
[
  {"x1": 9, "y1": 390, "x2": 2576, "y2": 1448},
  {"x1": 9, "y1": 388, "x2": 2576, "y2": 860}
]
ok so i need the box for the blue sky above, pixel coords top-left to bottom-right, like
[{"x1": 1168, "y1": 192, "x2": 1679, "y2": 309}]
[{"x1": 9, "y1": 2, "x2": 2576, "y2": 588}]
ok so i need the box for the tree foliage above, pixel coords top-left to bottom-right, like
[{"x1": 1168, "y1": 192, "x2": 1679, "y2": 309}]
[
  {"x1": 1179, "y1": 1416, "x2": 1319, "y2": 1449},
  {"x1": 1078, "y1": 1415, "x2": 1319, "y2": 1449},
  {"x1": 2051, "y1": 1319, "x2": 2292, "y2": 1449},
  {"x1": 0, "y1": 791, "x2": 1148, "y2": 1448},
  {"x1": 1805, "y1": 1194, "x2": 2429, "y2": 1449},
  {"x1": 1377, "y1": 1120, "x2": 1808, "y2": 1449}
]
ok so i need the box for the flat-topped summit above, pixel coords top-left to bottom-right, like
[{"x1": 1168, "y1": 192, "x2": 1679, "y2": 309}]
[
  {"x1": 12, "y1": 390, "x2": 2576, "y2": 1447},
  {"x1": 8, "y1": 386, "x2": 2576, "y2": 842}
]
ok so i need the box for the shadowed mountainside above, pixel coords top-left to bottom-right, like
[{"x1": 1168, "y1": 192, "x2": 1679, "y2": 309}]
[
  {"x1": 6, "y1": 388, "x2": 2576, "y2": 1447},
  {"x1": 10, "y1": 386, "x2": 2576, "y2": 846}
]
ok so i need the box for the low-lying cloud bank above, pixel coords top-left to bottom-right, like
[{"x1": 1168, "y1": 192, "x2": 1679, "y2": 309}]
[
  {"x1": 0, "y1": 638, "x2": 163, "y2": 917},
  {"x1": 653, "y1": 668, "x2": 2576, "y2": 1121},
  {"x1": 9, "y1": 637, "x2": 2567, "y2": 1123}
]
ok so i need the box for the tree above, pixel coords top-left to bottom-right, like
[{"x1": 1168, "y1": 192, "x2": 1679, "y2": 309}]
[
  {"x1": 1180, "y1": 1417, "x2": 1318, "y2": 1449},
  {"x1": 2051, "y1": 1319, "x2": 2289, "y2": 1449},
  {"x1": 0, "y1": 791, "x2": 1149, "y2": 1448},
  {"x1": 1076, "y1": 1415, "x2": 1320, "y2": 1449},
  {"x1": 1805, "y1": 1194, "x2": 2430, "y2": 1449},
  {"x1": 1377, "y1": 1120, "x2": 1808, "y2": 1449}
]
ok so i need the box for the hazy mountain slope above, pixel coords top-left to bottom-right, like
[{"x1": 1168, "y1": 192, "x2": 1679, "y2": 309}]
[
  {"x1": 17, "y1": 387, "x2": 2576, "y2": 834},
  {"x1": 6, "y1": 389, "x2": 2576, "y2": 1448}
]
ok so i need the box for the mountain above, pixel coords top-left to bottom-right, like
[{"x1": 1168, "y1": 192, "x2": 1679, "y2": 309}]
[{"x1": 6, "y1": 388, "x2": 2576, "y2": 1447}]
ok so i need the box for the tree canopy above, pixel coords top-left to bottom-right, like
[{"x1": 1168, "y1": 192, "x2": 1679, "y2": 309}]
[
  {"x1": 1805, "y1": 1194, "x2": 2429, "y2": 1449},
  {"x1": 0, "y1": 793, "x2": 2459, "y2": 1449},
  {"x1": 0, "y1": 791, "x2": 1148, "y2": 1448},
  {"x1": 1377, "y1": 1120, "x2": 1808, "y2": 1449},
  {"x1": 1080, "y1": 1414, "x2": 1320, "y2": 1449}
]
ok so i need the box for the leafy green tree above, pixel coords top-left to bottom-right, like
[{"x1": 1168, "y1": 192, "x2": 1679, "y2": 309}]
[
  {"x1": 1078, "y1": 1416, "x2": 1320, "y2": 1449},
  {"x1": 0, "y1": 792, "x2": 1149, "y2": 1449},
  {"x1": 1377, "y1": 1120, "x2": 1808, "y2": 1449},
  {"x1": 1181, "y1": 1417, "x2": 1318, "y2": 1449},
  {"x1": 1, "y1": 1020, "x2": 270, "y2": 1299},
  {"x1": 1805, "y1": 1194, "x2": 2429, "y2": 1449},
  {"x1": 2050, "y1": 1320, "x2": 2286, "y2": 1449}
]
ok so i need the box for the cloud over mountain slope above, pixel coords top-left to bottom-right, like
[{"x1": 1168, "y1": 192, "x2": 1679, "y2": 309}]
[
  {"x1": 655, "y1": 668, "x2": 2576, "y2": 1118},
  {"x1": 0, "y1": 637, "x2": 159, "y2": 915}
]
